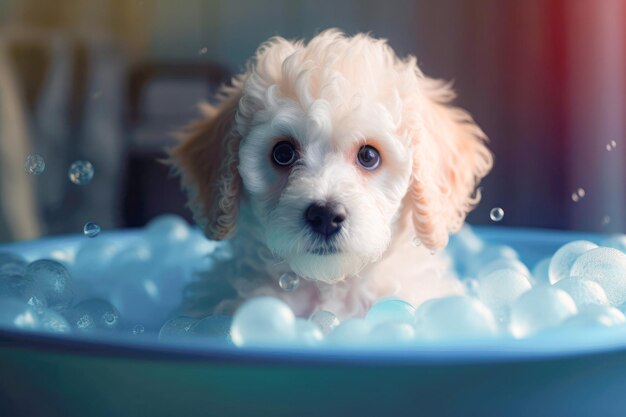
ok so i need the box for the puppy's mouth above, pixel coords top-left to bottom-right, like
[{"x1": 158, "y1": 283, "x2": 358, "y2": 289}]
[{"x1": 307, "y1": 245, "x2": 340, "y2": 256}]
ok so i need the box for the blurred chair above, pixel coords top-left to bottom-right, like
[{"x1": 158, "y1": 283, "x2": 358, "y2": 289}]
[{"x1": 121, "y1": 62, "x2": 231, "y2": 227}]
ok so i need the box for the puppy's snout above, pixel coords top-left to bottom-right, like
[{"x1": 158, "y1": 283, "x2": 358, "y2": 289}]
[{"x1": 305, "y1": 201, "x2": 347, "y2": 237}]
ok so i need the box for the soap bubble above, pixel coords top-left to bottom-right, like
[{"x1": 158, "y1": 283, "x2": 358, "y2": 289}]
[
  {"x1": 476, "y1": 269, "x2": 531, "y2": 320},
  {"x1": 278, "y1": 273, "x2": 300, "y2": 292},
  {"x1": 68, "y1": 160, "x2": 94, "y2": 185},
  {"x1": 72, "y1": 239, "x2": 120, "y2": 288},
  {"x1": 0, "y1": 273, "x2": 47, "y2": 313},
  {"x1": 412, "y1": 237, "x2": 422, "y2": 247},
  {"x1": 132, "y1": 324, "x2": 145, "y2": 335},
  {"x1": 191, "y1": 315, "x2": 232, "y2": 342},
  {"x1": 309, "y1": 310, "x2": 340, "y2": 336},
  {"x1": 416, "y1": 296, "x2": 497, "y2": 340},
  {"x1": 0, "y1": 252, "x2": 27, "y2": 276},
  {"x1": 369, "y1": 322, "x2": 416, "y2": 345},
  {"x1": 198, "y1": 47, "x2": 208, "y2": 55},
  {"x1": 561, "y1": 304, "x2": 625, "y2": 329},
  {"x1": 489, "y1": 207, "x2": 504, "y2": 222},
  {"x1": 24, "y1": 154, "x2": 45, "y2": 175},
  {"x1": 230, "y1": 297, "x2": 296, "y2": 347},
  {"x1": 66, "y1": 299, "x2": 121, "y2": 331},
  {"x1": 110, "y1": 276, "x2": 166, "y2": 328},
  {"x1": 548, "y1": 240, "x2": 598, "y2": 284},
  {"x1": 602, "y1": 235, "x2": 626, "y2": 253},
  {"x1": 83, "y1": 222, "x2": 101, "y2": 238},
  {"x1": 570, "y1": 247, "x2": 626, "y2": 306},
  {"x1": 554, "y1": 276, "x2": 609, "y2": 308},
  {"x1": 326, "y1": 319, "x2": 371, "y2": 346},
  {"x1": 477, "y1": 258, "x2": 530, "y2": 279},
  {"x1": 144, "y1": 215, "x2": 190, "y2": 245},
  {"x1": 39, "y1": 308, "x2": 71, "y2": 333},
  {"x1": 294, "y1": 319, "x2": 324, "y2": 346},
  {"x1": 365, "y1": 298, "x2": 416, "y2": 326},
  {"x1": 159, "y1": 317, "x2": 198, "y2": 341},
  {"x1": 24, "y1": 259, "x2": 73, "y2": 307},
  {"x1": 466, "y1": 244, "x2": 519, "y2": 277},
  {"x1": 509, "y1": 287, "x2": 577, "y2": 338},
  {"x1": 531, "y1": 257, "x2": 551, "y2": 284},
  {"x1": 0, "y1": 298, "x2": 40, "y2": 330}
]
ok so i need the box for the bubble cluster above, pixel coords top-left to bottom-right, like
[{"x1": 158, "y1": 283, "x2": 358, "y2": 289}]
[
  {"x1": 0, "y1": 217, "x2": 626, "y2": 350},
  {"x1": 68, "y1": 160, "x2": 95, "y2": 185},
  {"x1": 24, "y1": 154, "x2": 45, "y2": 176}
]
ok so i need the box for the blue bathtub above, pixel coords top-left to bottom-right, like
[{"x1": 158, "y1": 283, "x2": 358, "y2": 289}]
[{"x1": 0, "y1": 226, "x2": 624, "y2": 417}]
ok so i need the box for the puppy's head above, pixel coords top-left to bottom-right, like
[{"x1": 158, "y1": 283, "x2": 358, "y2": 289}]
[{"x1": 171, "y1": 30, "x2": 492, "y2": 284}]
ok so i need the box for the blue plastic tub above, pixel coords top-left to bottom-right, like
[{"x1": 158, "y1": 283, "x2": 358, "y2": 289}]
[{"x1": 1, "y1": 226, "x2": 624, "y2": 417}]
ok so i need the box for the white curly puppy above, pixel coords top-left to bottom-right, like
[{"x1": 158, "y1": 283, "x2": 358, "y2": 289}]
[{"x1": 171, "y1": 30, "x2": 492, "y2": 320}]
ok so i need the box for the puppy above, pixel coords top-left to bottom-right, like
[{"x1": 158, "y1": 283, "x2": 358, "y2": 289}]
[{"x1": 170, "y1": 30, "x2": 492, "y2": 320}]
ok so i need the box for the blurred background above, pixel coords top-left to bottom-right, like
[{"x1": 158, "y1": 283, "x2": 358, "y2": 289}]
[{"x1": 0, "y1": 0, "x2": 624, "y2": 242}]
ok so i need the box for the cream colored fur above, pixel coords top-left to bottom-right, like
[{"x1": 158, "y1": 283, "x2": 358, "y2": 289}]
[{"x1": 170, "y1": 30, "x2": 492, "y2": 320}]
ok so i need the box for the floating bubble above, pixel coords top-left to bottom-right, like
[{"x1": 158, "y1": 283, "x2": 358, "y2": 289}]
[
  {"x1": 554, "y1": 276, "x2": 609, "y2": 308},
  {"x1": 309, "y1": 310, "x2": 340, "y2": 336},
  {"x1": 132, "y1": 324, "x2": 145, "y2": 335},
  {"x1": 602, "y1": 216, "x2": 612, "y2": 226},
  {"x1": 24, "y1": 259, "x2": 73, "y2": 307},
  {"x1": 230, "y1": 297, "x2": 296, "y2": 347},
  {"x1": 416, "y1": 296, "x2": 497, "y2": 340},
  {"x1": 278, "y1": 273, "x2": 300, "y2": 292},
  {"x1": 68, "y1": 160, "x2": 94, "y2": 185},
  {"x1": 83, "y1": 222, "x2": 101, "y2": 238},
  {"x1": 606, "y1": 140, "x2": 617, "y2": 151},
  {"x1": 198, "y1": 47, "x2": 208, "y2": 55},
  {"x1": 570, "y1": 247, "x2": 626, "y2": 306},
  {"x1": 509, "y1": 287, "x2": 577, "y2": 338},
  {"x1": 412, "y1": 237, "x2": 422, "y2": 247},
  {"x1": 0, "y1": 298, "x2": 40, "y2": 330},
  {"x1": 548, "y1": 240, "x2": 598, "y2": 284},
  {"x1": 489, "y1": 207, "x2": 504, "y2": 222},
  {"x1": 365, "y1": 298, "x2": 416, "y2": 326},
  {"x1": 159, "y1": 317, "x2": 197, "y2": 341},
  {"x1": 476, "y1": 269, "x2": 531, "y2": 320},
  {"x1": 24, "y1": 154, "x2": 45, "y2": 175}
]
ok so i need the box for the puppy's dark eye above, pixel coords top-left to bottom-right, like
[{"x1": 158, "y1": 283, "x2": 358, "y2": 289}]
[
  {"x1": 272, "y1": 141, "x2": 297, "y2": 167},
  {"x1": 357, "y1": 145, "x2": 381, "y2": 170}
]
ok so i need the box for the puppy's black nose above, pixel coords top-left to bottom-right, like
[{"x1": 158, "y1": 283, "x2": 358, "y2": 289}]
[{"x1": 305, "y1": 202, "x2": 347, "y2": 237}]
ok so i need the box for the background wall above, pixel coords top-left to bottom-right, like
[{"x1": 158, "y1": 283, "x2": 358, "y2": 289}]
[{"x1": 0, "y1": 0, "x2": 624, "y2": 241}]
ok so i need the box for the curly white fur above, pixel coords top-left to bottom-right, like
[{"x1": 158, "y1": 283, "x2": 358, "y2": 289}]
[{"x1": 170, "y1": 30, "x2": 492, "y2": 320}]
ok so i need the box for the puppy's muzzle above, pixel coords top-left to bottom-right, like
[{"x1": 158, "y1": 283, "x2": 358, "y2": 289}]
[{"x1": 304, "y1": 201, "x2": 347, "y2": 238}]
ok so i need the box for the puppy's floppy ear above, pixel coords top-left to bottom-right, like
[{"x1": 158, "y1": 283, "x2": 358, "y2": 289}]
[
  {"x1": 408, "y1": 77, "x2": 493, "y2": 251},
  {"x1": 169, "y1": 79, "x2": 243, "y2": 240}
]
